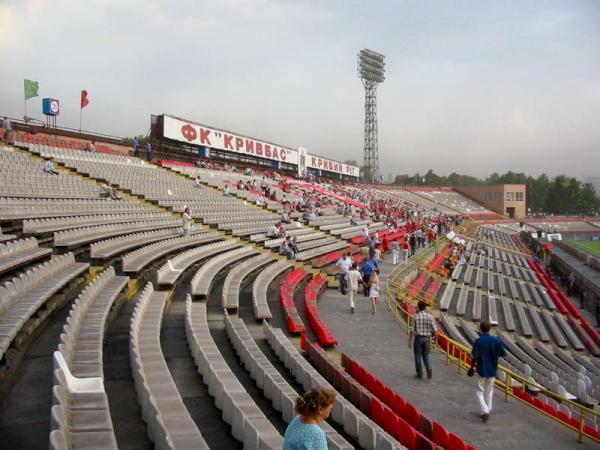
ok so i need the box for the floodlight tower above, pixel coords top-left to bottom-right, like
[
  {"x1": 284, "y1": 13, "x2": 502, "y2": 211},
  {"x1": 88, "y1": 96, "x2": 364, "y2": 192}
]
[{"x1": 357, "y1": 49, "x2": 385, "y2": 183}]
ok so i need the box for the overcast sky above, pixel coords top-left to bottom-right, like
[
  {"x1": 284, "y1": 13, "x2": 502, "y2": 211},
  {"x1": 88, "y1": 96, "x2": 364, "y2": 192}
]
[{"x1": 1, "y1": 0, "x2": 599, "y2": 179}]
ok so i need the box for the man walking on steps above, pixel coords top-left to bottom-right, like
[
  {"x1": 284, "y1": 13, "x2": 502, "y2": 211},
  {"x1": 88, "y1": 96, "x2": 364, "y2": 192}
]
[
  {"x1": 335, "y1": 252, "x2": 352, "y2": 295},
  {"x1": 347, "y1": 263, "x2": 363, "y2": 314},
  {"x1": 467, "y1": 320, "x2": 507, "y2": 423},
  {"x1": 408, "y1": 301, "x2": 437, "y2": 379}
]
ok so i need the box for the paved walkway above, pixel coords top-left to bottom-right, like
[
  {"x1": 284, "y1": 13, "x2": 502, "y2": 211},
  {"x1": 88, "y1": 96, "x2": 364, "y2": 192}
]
[{"x1": 318, "y1": 258, "x2": 598, "y2": 450}]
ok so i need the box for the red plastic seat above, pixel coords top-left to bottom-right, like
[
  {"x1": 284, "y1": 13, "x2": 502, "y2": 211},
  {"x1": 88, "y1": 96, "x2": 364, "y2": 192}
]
[
  {"x1": 542, "y1": 404, "x2": 555, "y2": 415},
  {"x1": 397, "y1": 417, "x2": 418, "y2": 450},
  {"x1": 522, "y1": 392, "x2": 534, "y2": 403},
  {"x1": 431, "y1": 422, "x2": 449, "y2": 448},
  {"x1": 585, "y1": 427, "x2": 600, "y2": 440},
  {"x1": 382, "y1": 386, "x2": 395, "y2": 406},
  {"x1": 447, "y1": 433, "x2": 467, "y2": 450},
  {"x1": 419, "y1": 415, "x2": 433, "y2": 439},
  {"x1": 382, "y1": 407, "x2": 400, "y2": 439},
  {"x1": 373, "y1": 379, "x2": 385, "y2": 399},
  {"x1": 364, "y1": 373, "x2": 377, "y2": 393},
  {"x1": 416, "y1": 434, "x2": 436, "y2": 450},
  {"x1": 370, "y1": 397, "x2": 384, "y2": 426},
  {"x1": 404, "y1": 402, "x2": 421, "y2": 429},
  {"x1": 350, "y1": 360, "x2": 362, "y2": 382},
  {"x1": 389, "y1": 393, "x2": 406, "y2": 417},
  {"x1": 531, "y1": 398, "x2": 544, "y2": 409}
]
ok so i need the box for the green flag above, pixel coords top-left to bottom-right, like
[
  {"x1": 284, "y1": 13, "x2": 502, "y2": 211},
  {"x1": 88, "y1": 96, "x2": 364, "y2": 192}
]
[{"x1": 24, "y1": 79, "x2": 39, "y2": 100}]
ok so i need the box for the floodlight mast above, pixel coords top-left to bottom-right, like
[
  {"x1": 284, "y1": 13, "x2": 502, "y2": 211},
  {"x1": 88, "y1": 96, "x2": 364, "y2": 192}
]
[{"x1": 357, "y1": 49, "x2": 385, "y2": 184}]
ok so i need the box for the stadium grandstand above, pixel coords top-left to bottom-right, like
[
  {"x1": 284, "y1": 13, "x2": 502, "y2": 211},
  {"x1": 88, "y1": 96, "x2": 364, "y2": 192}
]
[{"x1": 0, "y1": 112, "x2": 599, "y2": 450}]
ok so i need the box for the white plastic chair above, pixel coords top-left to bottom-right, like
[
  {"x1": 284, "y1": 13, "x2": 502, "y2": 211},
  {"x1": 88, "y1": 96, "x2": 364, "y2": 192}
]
[{"x1": 53, "y1": 351, "x2": 104, "y2": 393}]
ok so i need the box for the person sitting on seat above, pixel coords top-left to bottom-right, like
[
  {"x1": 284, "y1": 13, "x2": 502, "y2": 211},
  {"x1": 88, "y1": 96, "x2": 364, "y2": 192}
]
[
  {"x1": 277, "y1": 222, "x2": 287, "y2": 238},
  {"x1": 44, "y1": 159, "x2": 59, "y2": 175},
  {"x1": 266, "y1": 222, "x2": 280, "y2": 239},
  {"x1": 194, "y1": 176, "x2": 202, "y2": 188},
  {"x1": 289, "y1": 236, "x2": 299, "y2": 255},
  {"x1": 85, "y1": 141, "x2": 96, "y2": 152},
  {"x1": 280, "y1": 236, "x2": 296, "y2": 259},
  {"x1": 99, "y1": 181, "x2": 121, "y2": 200}
]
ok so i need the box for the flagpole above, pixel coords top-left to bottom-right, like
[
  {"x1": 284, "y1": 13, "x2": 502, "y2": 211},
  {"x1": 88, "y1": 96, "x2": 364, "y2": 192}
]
[{"x1": 24, "y1": 99, "x2": 27, "y2": 120}]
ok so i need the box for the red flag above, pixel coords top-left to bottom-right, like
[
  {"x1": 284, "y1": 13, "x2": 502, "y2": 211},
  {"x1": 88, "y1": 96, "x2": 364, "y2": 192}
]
[{"x1": 80, "y1": 90, "x2": 89, "y2": 109}]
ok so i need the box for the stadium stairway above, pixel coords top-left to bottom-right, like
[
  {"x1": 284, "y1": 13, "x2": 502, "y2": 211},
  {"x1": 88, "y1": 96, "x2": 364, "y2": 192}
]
[{"x1": 316, "y1": 256, "x2": 599, "y2": 450}]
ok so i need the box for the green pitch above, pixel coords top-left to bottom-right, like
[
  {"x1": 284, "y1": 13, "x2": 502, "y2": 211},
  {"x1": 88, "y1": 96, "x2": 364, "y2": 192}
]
[{"x1": 572, "y1": 240, "x2": 600, "y2": 259}]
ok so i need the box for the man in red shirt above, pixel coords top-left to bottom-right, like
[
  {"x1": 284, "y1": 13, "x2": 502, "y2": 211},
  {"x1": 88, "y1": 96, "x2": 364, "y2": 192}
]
[{"x1": 402, "y1": 239, "x2": 410, "y2": 261}]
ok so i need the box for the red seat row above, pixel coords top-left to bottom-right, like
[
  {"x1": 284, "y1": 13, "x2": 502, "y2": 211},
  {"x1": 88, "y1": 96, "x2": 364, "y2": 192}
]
[
  {"x1": 435, "y1": 334, "x2": 472, "y2": 364},
  {"x1": 279, "y1": 268, "x2": 309, "y2": 334},
  {"x1": 425, "y1": 279, "x2": 442, "y2": 301},
  {"x1": 351, "y1": 228, "x2": 406, "y2": 246},
  {"x1": 528, "y1": 260, "x2": 600, "y2": 351},
  {"x1": 156, "y1": 159, "x2": 195, "y2": 168},
  {"x1": 311, "y1": 248, "x2": 350, "y2": 268},
  {"x1": 528, "y1": 260, "x2": 575, "y2": 317},
  {"x1": 426, "y1": 254, "x2": 445, "y2": 272},
  {"x1": 9, "y1": 130, "x2": 119, "y2": 155},
  {"x1": 580, "y1": 319, "x2": 600, "y2": 349},
  {"x1": 307, "y1": 343, "x2": 371, "y2": 415},
  {"x1": 304, "y1": 274, "x2": 338, "y2": 346},
  {"x1": 512, "y1": 388, "x2": 600, "y2": 441},
  {"x1": 342, "y1": 354, "x2": 474, "y2": 450},
  {"x1": 406, "y1": 274, "x2": 428, "y2": 301},
  {"x1": 566, "y1": 314, "x2": 600, "y2": 356}
]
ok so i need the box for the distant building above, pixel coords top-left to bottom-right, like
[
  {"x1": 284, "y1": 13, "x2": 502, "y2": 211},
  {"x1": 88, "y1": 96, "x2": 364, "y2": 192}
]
[{"x1": 456, "y1": 184, "x2": 526, "y2": 218}]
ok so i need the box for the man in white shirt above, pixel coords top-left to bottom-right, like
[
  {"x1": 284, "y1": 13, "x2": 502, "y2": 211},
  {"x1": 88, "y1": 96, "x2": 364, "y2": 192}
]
[
  {"x1": 194, "y1": 176, "x2": 201, "y2": 188},
  {"x1": 346, "y1": 263, "x2": 363, "y2": 313},
  {"x1": 335, "y1": 251, "x2": 352, "y2": 295},
  {"x1": 182, "y1": 207, "x2": 193, "y2": 235},
  {"x1": 391, "y1": 240, "x2": 400, "y2": 265},
  {"x1": 361, "y1": 226, "x2": 370, "y2": 244}
]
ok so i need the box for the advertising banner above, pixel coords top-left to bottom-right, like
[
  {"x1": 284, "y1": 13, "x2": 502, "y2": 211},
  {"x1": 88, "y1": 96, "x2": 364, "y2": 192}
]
[
  {"x1": 306, "y1": 154, "x2": 360, "y2": 177},
  {"x1": 163, "y1": 114, "x2": 359, "y2": 177},
  {"x1": 164, "y1": 115, "x2": 297, "y2": 165}
]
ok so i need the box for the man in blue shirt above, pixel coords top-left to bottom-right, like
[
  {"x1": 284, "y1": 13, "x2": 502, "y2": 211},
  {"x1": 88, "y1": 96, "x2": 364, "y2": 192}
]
[
  {"x1": 468, "y1": 320, "x2": 507, "y2": 422},
  {"x1": 132, "y1": 137, "x2": 139, "y2": 158},
  {"x1": 145, "y1": 142, "x2": 152, "y2": 162},
  {"x1": 360, "y1": 251, "x2": 379, "y2": 296}
]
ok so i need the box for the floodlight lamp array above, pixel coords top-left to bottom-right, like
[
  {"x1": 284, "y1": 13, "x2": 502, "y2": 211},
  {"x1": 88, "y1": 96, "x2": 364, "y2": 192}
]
[{"x1": 357, "y1": 49, "x2": 385, "y2": 83}]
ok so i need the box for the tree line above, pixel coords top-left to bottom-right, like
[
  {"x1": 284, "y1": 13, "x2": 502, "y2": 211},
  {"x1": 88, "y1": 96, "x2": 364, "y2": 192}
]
[{"x1": 391, "y1": 170, "x2": 600, "y2": 215}]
